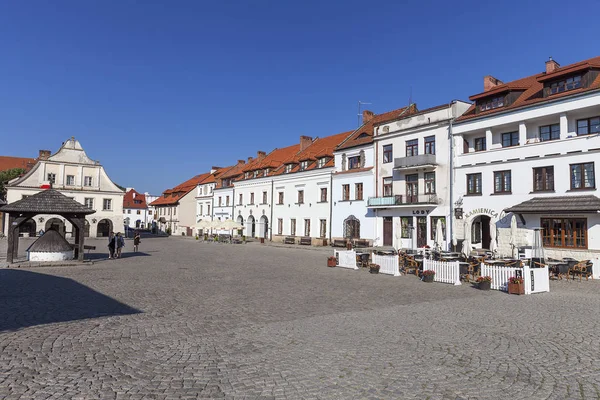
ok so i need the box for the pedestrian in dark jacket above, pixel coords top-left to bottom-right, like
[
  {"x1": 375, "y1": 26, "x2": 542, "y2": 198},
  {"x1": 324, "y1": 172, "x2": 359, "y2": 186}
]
[
  {"x1": 133, "y1": 230, "x2": 141, "y2": 252},
  {"x1": 116, "y1": 232, "x2": 125, "y2": 258},
  {"x1": 108, "y1": 232, "x2": 116, "y2": 259}
]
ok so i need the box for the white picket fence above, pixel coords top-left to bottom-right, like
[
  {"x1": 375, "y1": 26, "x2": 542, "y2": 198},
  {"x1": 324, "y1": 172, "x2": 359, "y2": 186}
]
[
  {"x1": 480, "y1": 263, "x2": 549, "y2": 295},
  {"x1": 334, "y1": 250, "x2": 358, "y2": 270},
  {"x1": 372, "y1": 254, "x2": 400, "y2": 276},
  {"x1": 423, "y1": 259, "x2": 461, "y2": 285}
]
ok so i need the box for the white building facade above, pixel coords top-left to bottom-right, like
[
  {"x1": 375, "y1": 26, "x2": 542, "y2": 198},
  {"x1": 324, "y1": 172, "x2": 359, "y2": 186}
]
[
  {"x1": 5, "y1": 138, "x2": 124, "y2": 237},
  {"x1": 369, "y1": 102, "x2": 470, "y2": 250},
  {"x1": 452, "y1": 57, "x2": 600, "y2": 260}
]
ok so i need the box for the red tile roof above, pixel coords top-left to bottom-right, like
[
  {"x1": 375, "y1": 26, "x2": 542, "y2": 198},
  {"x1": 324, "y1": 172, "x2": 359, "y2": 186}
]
[
  {"x1": 0, "y1": 156, "x2": 37, "y2": 172},
  {"x1": 123, "y1": 189, "x2": 148, "y2": 209},
  {"x1": 150, "y1": 172, "x2": 212, "y2": 206},
  {"x1": 272, "y1": 130, "x2": 354, "y2": 176},
  {"x1": 236, "y1": 144, "x2": 301, "y2": 181},
  {"x1": 457, "y1": 55, "x2": 600, "y2": 122},
  {"x1": 335, "y1": 105, "x2": 415, "y2": 151}
]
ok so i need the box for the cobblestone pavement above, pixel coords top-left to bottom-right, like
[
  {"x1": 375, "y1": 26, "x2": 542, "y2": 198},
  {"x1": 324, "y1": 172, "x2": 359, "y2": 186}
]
[{"x1": 1, "y1": 236, "x2": 599, "y2": 399}]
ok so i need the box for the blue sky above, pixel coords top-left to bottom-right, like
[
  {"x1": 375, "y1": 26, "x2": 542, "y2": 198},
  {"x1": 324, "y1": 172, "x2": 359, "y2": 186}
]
[{"x1": 1, "y1": 0, "x2": 599, "y2": 194}]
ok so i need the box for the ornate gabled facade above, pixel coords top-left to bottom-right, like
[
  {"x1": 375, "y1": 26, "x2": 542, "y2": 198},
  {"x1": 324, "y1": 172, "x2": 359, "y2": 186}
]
[{"x1": 4, "y1": 138, "x2": 124, "y2": 238}]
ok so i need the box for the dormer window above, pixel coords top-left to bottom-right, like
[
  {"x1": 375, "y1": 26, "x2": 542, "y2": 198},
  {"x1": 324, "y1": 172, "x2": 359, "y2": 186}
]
[
  {"x1": 317, "y1": 158, "x2": 326, "y2": 168},
  {"x1": 300, "y1": 161, "x2": 308, "y2": 171},
  {"x1": 549, "y1": 75, "x2": 581, "y2": 95},
  {"x1": 478, "y1": 96, "x2": 504, "y2": 112},
  {"x1": 356, "y1": 132, "x2": 369, "y2": 139},
  {"x1": 285, "y1": 164, "x2": 292, "y2": 173},
  {"x1": 253, "y1": 170, "x2": 259, "y2": 178},
  {"x1": 245, "y1": 172, "x2": 251, "y2": 179},
  {"x1": 264, "y1": 168, "x2": 269, "y2": 176}
]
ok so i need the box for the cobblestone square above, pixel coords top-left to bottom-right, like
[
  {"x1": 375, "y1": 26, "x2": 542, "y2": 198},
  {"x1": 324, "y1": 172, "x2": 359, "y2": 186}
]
[{"x1": 1, "y1": 236, "x2": 599, "y2": 399}]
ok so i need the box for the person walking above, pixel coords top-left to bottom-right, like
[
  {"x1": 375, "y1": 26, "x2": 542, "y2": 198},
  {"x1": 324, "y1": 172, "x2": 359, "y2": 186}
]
[
  {"x1": 133, "y1": 230, "x2": 141, "y2": 252},
  {"x1": 108, "y1": 232, "x2": 116, "y2": 259},
  {"x1": 116, "y1": 232, "x2": 125, "y2": 258}
]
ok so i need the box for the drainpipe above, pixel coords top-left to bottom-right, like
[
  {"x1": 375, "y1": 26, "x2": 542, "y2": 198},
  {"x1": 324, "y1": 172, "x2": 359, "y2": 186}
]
[
  {"x1": 448, "y1": 101, "x2": 455, "y2": 252},
  {"x1": 328, "y1": 170, "x2": 333, "y2": 243},
  {"x1": 269, "y1": 179, "x2": 274, "y2": 241}
]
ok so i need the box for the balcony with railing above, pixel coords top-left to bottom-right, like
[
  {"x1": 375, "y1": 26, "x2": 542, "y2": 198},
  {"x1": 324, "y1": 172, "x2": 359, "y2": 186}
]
[
  {"x1": 367, "y1": 194, "x2": 439, "y2": 208},
  {"x1": 394, "y1": 154, "x2": 437, "y2": 170}
]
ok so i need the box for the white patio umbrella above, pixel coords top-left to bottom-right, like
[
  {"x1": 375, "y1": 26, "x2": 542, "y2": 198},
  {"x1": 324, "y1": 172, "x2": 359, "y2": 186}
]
[
  {"x1": 509, "y1": 214, "x2": 518, "y2": 258},
  {"x1": 461, "y1": 220, "x2": 472, "y2": 257},
  {"x1": 489, "y1": 220, "x2": 497, "y2": 255},
  {"x1": 435, "y1": 219, "x2": 444, "y2": 251},
  {"x1": 221, "y1": 219, "x2": 243, "y2": 230}
]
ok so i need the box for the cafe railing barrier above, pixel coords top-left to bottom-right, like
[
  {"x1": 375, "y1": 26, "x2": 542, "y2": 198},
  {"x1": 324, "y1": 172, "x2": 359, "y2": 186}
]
[
  {"x1": 423, "y1": 259, "x2": 461, "y2": 285},
  {"x1": 480, "y1": 263, "x2": 549, "y2": 295},
  {"x1": 372, "y1": 253, "x2": 400, "y2": 276},
  {"x1": 334, "y1": 250, "x2": 358, "y2": 270}
]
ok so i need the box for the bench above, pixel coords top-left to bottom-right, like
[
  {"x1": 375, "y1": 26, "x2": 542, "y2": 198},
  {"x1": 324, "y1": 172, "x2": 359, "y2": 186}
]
[
  {"x1": 332, "y1": 239, "x2": 347, "y2": 248},
  {"x1": 353, "y1": 239, "x2": 370, "y2": 248},
  {"x1": 70, "y1": 244, "x2": 97, "y2": 254},
  {"x1": 283, "y1": 236, "x2": 296, "y2": 245},
  {"x1": 299, "y1": 237, "x2": 312, "y2": 246}
]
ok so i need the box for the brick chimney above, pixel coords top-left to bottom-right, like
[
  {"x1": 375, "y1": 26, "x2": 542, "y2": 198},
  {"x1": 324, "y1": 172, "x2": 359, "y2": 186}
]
[
  {"x1": 545, "y1": 57, "x2": 560, "y2": 74},
  {"x1": 362, "y1": 110, "x2": 374, "y2": 124},
  {"x1": 483, "y1": 75, "x2": 504, "y2": 91},
  {"x1": 257, "y1": 151, "x2": 266, "y2": 159},
  {"x1": 300, "y1": 135, "x2": 313, "y2": 151},
  {"x1": 247, "y1": 156, "x2": 253, "y2": 163},
  {"x1": 38, "y1": 150, "x2": 51, "y2": 160},
  {"x1": 237, "y1": 159, "x2": 245, "y2": 165}
]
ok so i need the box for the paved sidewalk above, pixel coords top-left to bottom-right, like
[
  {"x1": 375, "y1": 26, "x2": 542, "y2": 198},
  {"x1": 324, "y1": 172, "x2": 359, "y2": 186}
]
[{"x1": 0, "y1": 236, "x2": 599, "y2": 399}]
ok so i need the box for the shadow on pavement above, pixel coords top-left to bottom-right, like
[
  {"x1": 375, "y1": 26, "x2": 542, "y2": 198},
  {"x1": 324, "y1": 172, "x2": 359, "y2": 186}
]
[
  {"x1": 0, "y1": 269, "x2": 141, "y2": 332},
  {"x1": 85, "y1": 251, "x2": 152, "y2": 261}
]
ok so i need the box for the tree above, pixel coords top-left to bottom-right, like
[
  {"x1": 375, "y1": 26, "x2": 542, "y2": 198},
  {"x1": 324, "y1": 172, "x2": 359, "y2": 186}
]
[{"x1": 0, "y1": 168, "x2": 25, "y2": 200}]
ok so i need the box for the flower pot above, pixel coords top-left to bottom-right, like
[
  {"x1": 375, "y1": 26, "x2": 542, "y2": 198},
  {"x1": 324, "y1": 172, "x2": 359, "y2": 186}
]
[
  {"x1": 260, "y1": 238, "x2": 265, "y2": 244},
  {"x1": 508, "y1": 282, "x2": 525, "y2": 295},
  {"x1": 369, "y1": 267, "x2": 379, "y2": 274},
  {"x1": 327, "y1": 257, "x2": 337, "y2": 267},
  {"x1": 478, "y1": 281, "x2": 491, "y2": 290},
  {"x1": 422, "y1": 275, "x2": 434, "y2": 283}
]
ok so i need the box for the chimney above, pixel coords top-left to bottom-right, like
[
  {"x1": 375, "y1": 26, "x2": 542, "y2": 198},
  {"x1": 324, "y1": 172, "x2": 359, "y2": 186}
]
[
  {"x1": 257, "y1": 151, "x2": 266, "y2": 159},
  {"x1": 545, "y1": 57, "x2": 560, "y2": 74},
  {"x1": 38, "y1": 150, "x2": 51, "y2": 160},
  {"x1": 362, "y1": 110, "x2": 374, "y2": 124},
  {"x1": 247, "y1": 156, "x2": 253, "y2": 163},
  {"x1": 300, "y1": 135, "x2": 313, "y2": 151},
  {"x1": 483, "y1": 75, "x2": 504, "y2": 91},
  {"x1": 237, "y1": 159, "x2": 245, "y2": 165}
]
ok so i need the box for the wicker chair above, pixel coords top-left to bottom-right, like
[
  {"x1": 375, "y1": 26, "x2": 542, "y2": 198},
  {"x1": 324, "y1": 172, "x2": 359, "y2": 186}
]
[
  {"x1": 568, "y1": 260, "x2": 593, "y2": 281},
  {"x1": 402, "y1": 255, "x2": 419, "y2": 277}
]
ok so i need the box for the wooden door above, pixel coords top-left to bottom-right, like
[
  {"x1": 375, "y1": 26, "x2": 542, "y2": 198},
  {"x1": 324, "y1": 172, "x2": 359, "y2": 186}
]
[
  {"x1": 417, "y1": 217, "x2": 427, "y2": 248},
  {"x1": 406, "y1": 174, "x2": 418, "y2": 204},
  {"x1": 383, "y1": 217, "x2": 393, "y2": 246}
]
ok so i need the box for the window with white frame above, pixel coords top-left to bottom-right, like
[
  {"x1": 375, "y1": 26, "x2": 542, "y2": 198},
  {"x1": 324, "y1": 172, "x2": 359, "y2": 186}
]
[
  {"x1": 84, "y1": 176, "x2": 93, "y2": 186},
  {"x1": 317, "y1": 158, "x2": 326, "y2": 168},
  {"x1": 84, "y1": 198, "x2": 94, "y2": 209},
  {"x1": 102, "y1": 199, "x2": 112, "y2": 210},
  {"x1": 304, "y1": 219, "x2": 310, "y2": 236}
]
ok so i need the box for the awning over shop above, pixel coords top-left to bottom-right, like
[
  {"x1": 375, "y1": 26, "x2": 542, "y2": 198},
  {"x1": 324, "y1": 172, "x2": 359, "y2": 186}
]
[{"x1": 505, "y1": 195, "x2": 600, "y2": 214}]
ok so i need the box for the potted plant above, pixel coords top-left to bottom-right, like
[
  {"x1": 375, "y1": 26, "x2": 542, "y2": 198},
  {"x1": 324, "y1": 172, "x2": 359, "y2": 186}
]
[
  {"x1": 508, "y1": 276, "x2": 525, "y2": 295},
  {"x1": 476, "y1": 276, "x2": 492, "y2": 290},
  {"x1": 422, "y1": 270, "x2": 435, "y2": 282},
  {"x1": 327, "y1": 256, "x2": 337, "y2": 267},
  {"x1": 369, "y1": 263, "x2": 380, "y2": 274}
]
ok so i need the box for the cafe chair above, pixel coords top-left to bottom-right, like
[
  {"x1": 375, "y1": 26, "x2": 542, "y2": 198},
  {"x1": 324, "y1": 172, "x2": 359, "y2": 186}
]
[{"x1": 568, "y1": 260, "x2": 593, "y2": 281}]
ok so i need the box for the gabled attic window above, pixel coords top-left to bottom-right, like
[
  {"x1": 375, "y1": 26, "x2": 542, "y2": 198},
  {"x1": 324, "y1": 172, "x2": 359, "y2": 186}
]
[
  {"x1": 548, "y1": 75, "x2": 582, "y2": 96},
  {"x1": 285, "y1": 164, "x2": 292, "y2": 173},
  {"x1": 478, "y1": 96, "x2": 505, "y2": 112},
  {"x1": 299, "y1": 160, "x2": 308, "y2": 171},
  {"x1": 317, "y1": 157, "x2": 326, "y2": 168}
]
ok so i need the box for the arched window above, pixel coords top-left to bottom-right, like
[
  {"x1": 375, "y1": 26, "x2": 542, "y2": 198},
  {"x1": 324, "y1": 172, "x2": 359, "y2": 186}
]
[{"x1": 343, "y1": 215, "x2": 360, "y2": 239}]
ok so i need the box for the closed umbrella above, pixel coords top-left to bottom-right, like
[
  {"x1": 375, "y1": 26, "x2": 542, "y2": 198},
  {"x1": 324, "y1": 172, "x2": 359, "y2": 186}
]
[
  {"x1": 461, "y1": 220, "x2": 471, "y2": 257},
  {"x1": 435, "y1": 219, "x2": 444, "y2": 251},
  {"x1": 489, "y1": 220, "x2": 497, "y2": 255},
  {"x1": 509, "y1": 214, "x2": 518, "y2": 258}
]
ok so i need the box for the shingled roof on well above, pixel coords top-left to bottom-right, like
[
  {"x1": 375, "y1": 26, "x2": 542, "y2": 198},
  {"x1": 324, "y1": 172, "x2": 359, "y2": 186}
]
[
  {"x1": 26, "y1": 230, "x2": 73, "y2": 252},
  {"x1": 504, "y1": 195, "x2": 600, "y2": 214},
  {"x1": 0, "y1": 189, "x2": 96, "y2": 214}
]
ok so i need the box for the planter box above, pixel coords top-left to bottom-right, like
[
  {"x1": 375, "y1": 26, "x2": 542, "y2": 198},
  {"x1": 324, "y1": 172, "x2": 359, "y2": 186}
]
[
  {"x1": 508, "y1": 282, "x2": 525, "y2": 295},
  {"x1": 422, "y1": 275, "x2": 434, "y2": 283},
  {"x1": 478, "y1": 281, "x2": 491, "y2": 290},
  {"x1": 327, "y1": 257, "x2": 337, "y2": 267}
]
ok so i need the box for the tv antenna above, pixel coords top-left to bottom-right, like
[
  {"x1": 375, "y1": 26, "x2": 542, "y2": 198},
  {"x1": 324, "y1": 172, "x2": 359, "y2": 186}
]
[{"x1": 357, "y1": 101, "x2": 372, "y2": 127}]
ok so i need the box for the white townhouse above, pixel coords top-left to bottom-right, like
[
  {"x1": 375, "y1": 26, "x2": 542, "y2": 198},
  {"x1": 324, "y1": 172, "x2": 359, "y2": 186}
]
[
  {"x1": 210, "y1": 161, "x2": 246, "y2": 236},
  {"x1": 123, "y1": 188, "x2": 153, "y2": 229},
  {"x1": 271, "y1": 132, "x2": 352, "y2": 245},
  {"x1": 331, "y1": 109, "x2": 411, "y2": 245},
  {"x1": 4, "y1": 138, "x2": 124, "y2": 237},
  {"x1": 234, "y1": 148, "x2": 299, "y2": 240},
  {"x1": 452, "y1": 56, "x2": 600, "y2": 260},
  {"x1": 368, "y1": 102, "x2": 470, "y2": 250},
  {"x1": 150, "y1": 173, "x2": 209, "y2": 235}
]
